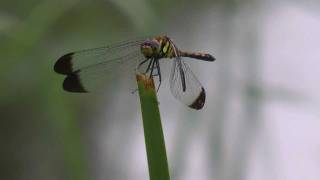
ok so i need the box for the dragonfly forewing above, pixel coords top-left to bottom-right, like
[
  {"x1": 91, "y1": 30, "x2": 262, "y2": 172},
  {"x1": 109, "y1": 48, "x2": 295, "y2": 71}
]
[{"x1": 54, "y1": 38, "x2": 147, "y2": 75}]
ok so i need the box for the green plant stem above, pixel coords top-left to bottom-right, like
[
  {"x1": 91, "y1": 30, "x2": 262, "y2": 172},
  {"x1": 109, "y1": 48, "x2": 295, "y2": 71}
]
[{"x1": 136, "y1": 74, "x2": 170, "y2": 180}]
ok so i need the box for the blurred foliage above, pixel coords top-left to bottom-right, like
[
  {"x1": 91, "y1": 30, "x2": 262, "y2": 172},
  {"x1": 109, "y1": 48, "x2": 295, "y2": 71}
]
[
  {"x1": 0, "y1": 0, "x2": 215, "y2": 179},
  {"x1": 0, "y1": 0, "x2": 146, "y2": 179}
]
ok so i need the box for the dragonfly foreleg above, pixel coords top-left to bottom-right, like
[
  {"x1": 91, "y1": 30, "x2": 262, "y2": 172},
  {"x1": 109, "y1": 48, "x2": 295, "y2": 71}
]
[
  {"x1": 138, "y1": 58, "x2": 149, "y2": 69},
  {"x1": 155, "y1": 59, "x2": 161, "y2": 92}
]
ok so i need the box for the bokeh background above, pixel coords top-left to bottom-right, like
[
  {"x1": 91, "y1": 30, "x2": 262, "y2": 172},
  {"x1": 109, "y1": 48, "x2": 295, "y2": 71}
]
[{"x1": 1, "y1": 0, "x2": 320, "y2": 180}]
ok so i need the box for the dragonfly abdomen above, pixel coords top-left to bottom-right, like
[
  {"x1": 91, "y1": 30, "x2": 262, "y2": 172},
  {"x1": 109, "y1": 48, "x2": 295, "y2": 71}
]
[{"x1": 179, "y1": 51, "x2": 215, "y2": 61}]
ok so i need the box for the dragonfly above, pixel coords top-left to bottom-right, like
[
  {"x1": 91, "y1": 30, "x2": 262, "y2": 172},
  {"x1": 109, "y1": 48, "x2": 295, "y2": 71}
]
[{"x1": 54, "y1": 35, "x2": 215, "y2": 110}]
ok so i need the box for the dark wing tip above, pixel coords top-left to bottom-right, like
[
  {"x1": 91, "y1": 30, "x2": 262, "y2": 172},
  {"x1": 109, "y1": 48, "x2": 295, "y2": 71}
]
[
  {"x1": 189, "y1": 88, "x2": 206, "y2": 110},
  {"x1": 63, "y1": 73, "x2": 87, "y2": 93},
  {"x1": 54, "y1": 52, "x2": 74, "y2": 75},
  {"x1": 206, "y1": 54, "x2": 216, "y2": 61}
]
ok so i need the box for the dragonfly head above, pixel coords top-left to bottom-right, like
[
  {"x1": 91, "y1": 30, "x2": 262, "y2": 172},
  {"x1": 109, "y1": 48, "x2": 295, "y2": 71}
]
[{"x1": 140, "y1": 40, "x2": 160, "y2": 58}]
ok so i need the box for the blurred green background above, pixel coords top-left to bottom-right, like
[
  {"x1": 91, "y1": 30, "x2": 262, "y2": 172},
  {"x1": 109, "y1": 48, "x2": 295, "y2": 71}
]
[{"x1": 1, "y1": 0, "x2": 320, "y2": 180}]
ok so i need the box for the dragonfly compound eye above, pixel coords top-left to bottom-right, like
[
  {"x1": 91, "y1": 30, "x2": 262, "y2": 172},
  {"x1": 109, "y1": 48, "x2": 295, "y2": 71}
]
[{"x1": 140, "y1": 40, "x2": 160, "y2": 58}]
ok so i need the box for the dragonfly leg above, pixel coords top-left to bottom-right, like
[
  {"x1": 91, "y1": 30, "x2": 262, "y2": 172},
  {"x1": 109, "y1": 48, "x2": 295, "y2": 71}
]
[
  {"x1": 131, "y1": 88, "x2": 138, "y2": 94},
  {"x1": 138, "y1": 58, "x2": 149, "y2": 69},
  {"x1": 155, "y1": 59, "x2": 161, "y2": 92},
  {"x1": 149, "y1": 59, "x2": 156, "y2": 79},
  {"x1": 145, "y1": 59, "x2": 153, "y2": 74}
]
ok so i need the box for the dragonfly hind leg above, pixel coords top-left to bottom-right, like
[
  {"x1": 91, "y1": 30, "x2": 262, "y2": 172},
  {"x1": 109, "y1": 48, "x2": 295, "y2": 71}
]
[
  {"x1": 148, "y1": 59, "x2": 162, "y2": 92},
  {"x1": 155, "y1": 59, "x2": 161, "y2": 92},
  {"x1": 149, "y1": 59, "x2": 156, "y2": 78}
]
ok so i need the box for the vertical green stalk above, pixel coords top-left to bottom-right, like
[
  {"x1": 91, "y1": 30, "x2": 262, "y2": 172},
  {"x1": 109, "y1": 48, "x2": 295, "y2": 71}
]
[{"x1": 136, "y1": 74, "x2": 170, "y2": 180}]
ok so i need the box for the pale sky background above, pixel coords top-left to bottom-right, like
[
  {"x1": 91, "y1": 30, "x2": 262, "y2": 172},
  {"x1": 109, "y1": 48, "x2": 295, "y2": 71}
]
[{"x1": 89, "y1": 1, "x2": 320, "y2": 180}]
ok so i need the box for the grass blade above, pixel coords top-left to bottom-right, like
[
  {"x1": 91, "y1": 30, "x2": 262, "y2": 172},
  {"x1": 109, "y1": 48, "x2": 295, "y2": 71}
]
[{"x1": 136, "y1": 74, "x2": 170, "y2": 180}]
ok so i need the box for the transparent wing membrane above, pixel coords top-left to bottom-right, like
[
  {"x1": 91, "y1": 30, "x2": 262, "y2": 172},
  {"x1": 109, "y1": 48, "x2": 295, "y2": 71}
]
[
  {"x1": 54, "y1": 39, "x2": 148, "y2": 92},
  {"x1": 169, "y1": 57, "x2": 206, "y2": 109},
  {"x1": 63, "y1": 51, "x2": 144, "y2": 92},
  {"x1": 54, "y1": 38, "x2": 147, "y2": 75}
]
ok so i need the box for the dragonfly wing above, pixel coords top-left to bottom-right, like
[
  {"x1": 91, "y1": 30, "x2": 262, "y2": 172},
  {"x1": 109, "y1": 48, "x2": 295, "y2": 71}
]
[
  {"x1": 169, "y1": 57, "x2": 206, "y2": 110},
  {"x1": 62, "y1": 50, "x2": 145, "y2": 92},
  {"x1": 54, "y1": 38, "x2": 147, "y2": 75}
]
